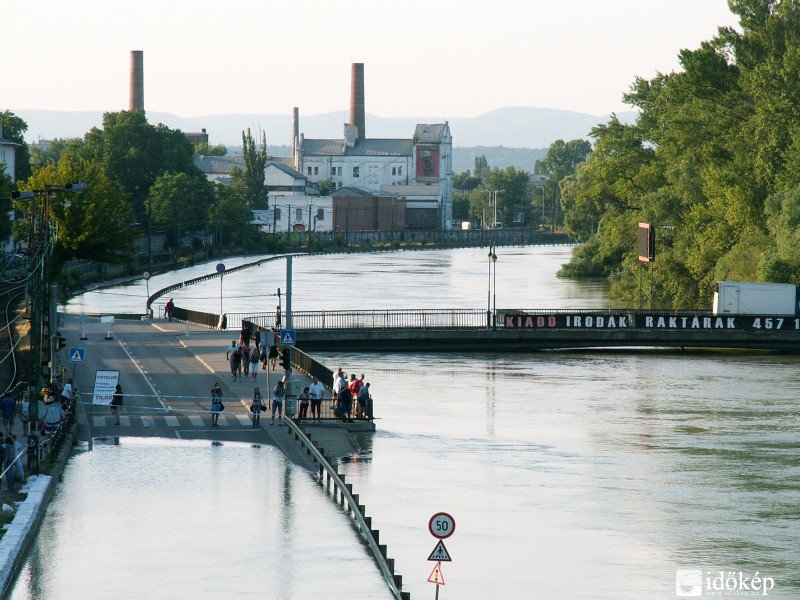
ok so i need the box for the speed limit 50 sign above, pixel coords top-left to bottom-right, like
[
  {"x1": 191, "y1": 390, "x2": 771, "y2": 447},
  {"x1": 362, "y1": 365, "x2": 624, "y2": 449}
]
[{"x1": 429, "y1": 512, "x2": 456, "y2": 539}]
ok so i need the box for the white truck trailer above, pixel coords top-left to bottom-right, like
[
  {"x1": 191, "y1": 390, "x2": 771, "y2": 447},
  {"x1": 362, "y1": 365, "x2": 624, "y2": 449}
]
[{"x1": 712, "y1": 281, "x2": 800, "y2": 316}]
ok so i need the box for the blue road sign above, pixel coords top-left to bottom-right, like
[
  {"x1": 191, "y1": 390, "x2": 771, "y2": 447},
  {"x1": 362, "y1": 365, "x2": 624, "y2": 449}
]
[
  {"x1": 280, "y1": 329, "x2": 296, "y2": 346},
  {"x1": 68, "y1": 347, "x2": 85, "y2": 364}
]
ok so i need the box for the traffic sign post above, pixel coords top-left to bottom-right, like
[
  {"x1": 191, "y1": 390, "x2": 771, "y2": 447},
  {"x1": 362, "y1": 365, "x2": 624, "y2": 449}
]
[{"x1": 427, "y1": 513, "x2": 456, "y2": 598}]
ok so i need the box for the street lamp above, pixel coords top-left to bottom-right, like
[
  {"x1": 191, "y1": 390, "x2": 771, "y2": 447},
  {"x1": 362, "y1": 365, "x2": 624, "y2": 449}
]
[{"x1": 487, "y1": 243, "x2": 497, "y2": 328}]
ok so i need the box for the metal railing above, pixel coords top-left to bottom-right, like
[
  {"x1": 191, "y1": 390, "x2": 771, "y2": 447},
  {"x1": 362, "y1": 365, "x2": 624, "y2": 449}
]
[{"x1": 283, "y1": 417, "x2": 409, "y2": 599}]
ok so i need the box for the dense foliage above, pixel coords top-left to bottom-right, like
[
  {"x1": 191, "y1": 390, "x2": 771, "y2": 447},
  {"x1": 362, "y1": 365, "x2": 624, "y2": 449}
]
[{"x1": 560, "y1": 0, "x2": 800, "y2": 308}]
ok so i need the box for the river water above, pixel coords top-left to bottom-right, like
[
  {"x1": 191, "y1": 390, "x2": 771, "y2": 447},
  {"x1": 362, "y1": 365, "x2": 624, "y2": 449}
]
[{"x1": 10, "y1": 246, "x2": 799, "y2": 599}]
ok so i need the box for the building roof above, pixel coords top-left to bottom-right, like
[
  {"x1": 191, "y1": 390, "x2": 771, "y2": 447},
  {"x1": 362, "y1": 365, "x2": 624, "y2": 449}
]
[
  {"x1": 194, "y1": 155, "x2": 245, "y2": 175},
  {"x1": 333, "y1": 186, "x2": 374, "y2": 198},
  {"x1": 301, "y1": 138, "x2": 413, "y2": 157},
  {"x1": 414, "y1": 123, "x2": 450, "y2": 144},
  {"x1": 268, "y1": 161, "x2": 305, "y2": 180}
]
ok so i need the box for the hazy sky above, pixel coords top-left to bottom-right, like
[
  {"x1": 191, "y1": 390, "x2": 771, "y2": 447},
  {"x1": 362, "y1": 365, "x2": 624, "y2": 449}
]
[{"x1": 5, "y1": 0, "x2": 739, "y2": 119}]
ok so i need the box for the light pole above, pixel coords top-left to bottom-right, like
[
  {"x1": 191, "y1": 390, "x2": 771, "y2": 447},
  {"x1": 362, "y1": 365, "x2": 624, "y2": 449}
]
[{"x1": 487, "y1": 243, "x2": 497, "y2": 328}]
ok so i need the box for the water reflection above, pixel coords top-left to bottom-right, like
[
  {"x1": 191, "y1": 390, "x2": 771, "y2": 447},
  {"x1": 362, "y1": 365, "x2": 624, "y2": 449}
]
[{"x1": 8, "y1": 439, "x2": 392, "y2": 600}]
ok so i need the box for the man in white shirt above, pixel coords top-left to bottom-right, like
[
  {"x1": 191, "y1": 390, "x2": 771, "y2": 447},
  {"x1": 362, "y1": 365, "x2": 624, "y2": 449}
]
[{"x1": 308, "y1": 376, "x2": 326, "y2": 423}]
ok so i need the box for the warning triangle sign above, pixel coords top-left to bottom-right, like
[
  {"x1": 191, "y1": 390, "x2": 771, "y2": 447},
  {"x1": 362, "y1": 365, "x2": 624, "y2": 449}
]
[
  {"x1": 427, "y1": 562, "x2": 446, "y2": 585},
  {"x1": 428, "y1": 540, "x2": 452, "y2": 562},
  {"x1": 70, "y1": 350, "x2": 82, "y2": 362}
]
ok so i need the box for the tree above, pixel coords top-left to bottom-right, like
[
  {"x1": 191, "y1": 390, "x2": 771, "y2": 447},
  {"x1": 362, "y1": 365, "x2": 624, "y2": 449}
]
[
  {"x1": 77, "y1": 110, "x2": 198, "y2": 222},
  {"x1": 241, "y1": 128, "x2": 269, "y2": 210},
  {"x1": 16, "y1": 157, "x2": 136, "y2": 274},
  {"x1": 557, "y1": 1, "x2": 800, "y2": 306},
  {"x1": 0, "y1": 111, "x2": 32, "y2": 181},
  {"x1": 473, "y1": 155, "x2": 490, "y2": 181},
  {"x1": 194, "y1": 142, "x2": 227, "y2": 156},
  {"x1": 148, "y1": 172, "x2": 216, "y2": 250}
]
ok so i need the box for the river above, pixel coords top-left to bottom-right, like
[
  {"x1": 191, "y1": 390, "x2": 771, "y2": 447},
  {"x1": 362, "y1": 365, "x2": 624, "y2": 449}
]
[{"x1": 10, "y1": 246, "x2": 799, "y2": 599}]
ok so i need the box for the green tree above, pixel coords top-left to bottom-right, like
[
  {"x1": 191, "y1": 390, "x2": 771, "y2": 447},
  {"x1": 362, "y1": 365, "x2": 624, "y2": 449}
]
[
  {"x1": 77, "y1": 110, "x2": 198, "y2": 222},
  {"x1": 0, "y1": 111, "x2": 32, "y2": 182},
  {"x1": 473, "y1": 155, "x2": 490, "y2": 181},
  {"x1": 194, "y1": 142, "x2": 228, "y2": 156},
  {"x1": 557, "y1": 1, "x2": 800, "y2": 306},
  {"x1": 241, "y1": 128, "x2": 269, "y2": 210},
  {"x1": 148, "y1": 172, "x2": 216, "y2": 250},
  {"x1": 17, "y1": 157, "x2": 136, "y2": 274}
]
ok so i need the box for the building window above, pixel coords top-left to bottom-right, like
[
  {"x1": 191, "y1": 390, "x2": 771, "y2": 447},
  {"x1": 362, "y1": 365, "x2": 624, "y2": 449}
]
[
  {"x1": 275, "y1": 208, "x2": 281, "y2": 220},
  {"x1": 353, "y1": 166, "x2": 360, "y2": 178},
  {"x1": 398, "y1": 166, "x2": 402, "y2": 176},
  {"x1": 314, "y1": 166, "x2": 319, "y2": 176},
  {"x1": 307, "y1": 167, "x2": 312, "y2": 176},
  {"x1": 316, "y1": 208, "x2": 325, "y2": 220},
  {"x1": 296, "y1": 208, "x2": 303, "y2": 220}
]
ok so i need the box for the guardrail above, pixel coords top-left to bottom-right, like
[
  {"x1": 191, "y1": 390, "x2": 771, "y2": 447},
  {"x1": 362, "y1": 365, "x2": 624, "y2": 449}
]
[{"x1": 283, "y1": 417, "x2": 410, "y2": 600}]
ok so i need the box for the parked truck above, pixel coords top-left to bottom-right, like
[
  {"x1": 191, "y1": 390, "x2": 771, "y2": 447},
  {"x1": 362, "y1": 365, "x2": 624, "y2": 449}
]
[{"x1": 712, "y1": 281, "x2": 800, "y2": 316}]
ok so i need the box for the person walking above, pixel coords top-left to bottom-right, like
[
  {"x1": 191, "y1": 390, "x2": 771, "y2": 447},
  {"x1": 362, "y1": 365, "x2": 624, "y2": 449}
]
[
  {"x1": 251, "y1": 387, "x2": 264, "y2": 428},
  {"x1": 1, "y1": 392, "x2": 15, "y2": 437},
  {"x1": 249, "y1": 348, "x2": 260, "y2": 381},
  {"x1": 165, "y1": 298, "x2": 175, "y2": 321},
  {"x1": 241, "y1": 344, "x2": 251, "y2": 378},
  {"x1": 271, "y1": 380, "x2": 285, "y2": 425},
  {"x1": 228, "y1": 345, "x2": 243, "y2": 382},
  {"x1": 309, "y1": 376, "x2": 325, "y2": 423},
  {"x1": 111, "y1": 384, "x2": 123, "y2": 425},
  {"x1": 225, "y1": 340, "x2": 238, "y2": 379},
  {"x1": 211, "y1": 383, "x2": 223, "y2": 427}
]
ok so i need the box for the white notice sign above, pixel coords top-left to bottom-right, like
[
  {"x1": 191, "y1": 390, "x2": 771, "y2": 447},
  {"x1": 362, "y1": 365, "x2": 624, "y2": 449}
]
[{"x1": 92, "y1": 370, "x2": 120, "y2": 405}]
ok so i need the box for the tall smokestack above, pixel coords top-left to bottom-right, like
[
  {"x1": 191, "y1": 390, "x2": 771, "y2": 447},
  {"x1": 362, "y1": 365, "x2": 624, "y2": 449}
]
[
  {"x1": 129, "y1": 50, "x2": 144, "y2": 111},
  {"x1": 349, "y1": 63, "x2": 365, "y2": 141},
  {"x1": 292, "y1": 107, "x2": 299, "y2": 164}
]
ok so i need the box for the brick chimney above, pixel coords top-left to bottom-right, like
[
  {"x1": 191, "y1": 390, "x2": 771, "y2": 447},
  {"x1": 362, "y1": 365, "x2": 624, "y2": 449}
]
[{"x1": 349, "y1": 63, "x2": 365, "y2": 141}]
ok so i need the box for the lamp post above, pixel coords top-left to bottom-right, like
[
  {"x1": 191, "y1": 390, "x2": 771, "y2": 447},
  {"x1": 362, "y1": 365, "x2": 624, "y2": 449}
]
[{"x1": 487, "y1": 243, "x2": 497, "y2": 328}]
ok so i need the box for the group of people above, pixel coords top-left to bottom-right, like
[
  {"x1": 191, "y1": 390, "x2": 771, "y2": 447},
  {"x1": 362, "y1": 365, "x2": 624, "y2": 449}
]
[
  {"x1": 331, "y1": 368, "x2": 373, "y2": 422},
  {"x1": 225, "y1": 326, "x2": 282, "y2": 382}
]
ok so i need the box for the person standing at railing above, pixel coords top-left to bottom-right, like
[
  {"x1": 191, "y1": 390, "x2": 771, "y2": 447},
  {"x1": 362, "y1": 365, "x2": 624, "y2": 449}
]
[
  {"x1": 2, "y1": 436, "x2": 15, "y2": 493},
  {"x1": 357, "y1": 382, "x2": 371, "y2": 420},
  {"x1": 11, "y1": 435, "x2": 24, "y2": 481},
  {"x1": 309, "y1": 376, "x2": 325, "y2": 423},
  {"x1": 297, "y1": 386, "x2": 310, "y2": 421},
  {"x1": 271, "y1": 379, "x2": 285, "y2": 425}
]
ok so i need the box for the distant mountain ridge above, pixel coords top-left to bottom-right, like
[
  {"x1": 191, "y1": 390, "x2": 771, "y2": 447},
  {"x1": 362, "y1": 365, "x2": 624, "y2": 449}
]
[{"x1": 13, "y1": 106, "x2": 637, "y2": 150}]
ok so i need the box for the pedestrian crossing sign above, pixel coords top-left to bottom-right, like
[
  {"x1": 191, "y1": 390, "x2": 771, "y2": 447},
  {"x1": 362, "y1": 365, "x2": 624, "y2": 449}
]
[
  {"x1": 280, "y1": 329, "x2": 296, "y2": 346},
  {"x1": 427, "y1": 562, "x2": 446, "y2": 585},
  {"x1": 428, "y1": 540, "x2": 452, "y2": 562},
  {"x1": 69, "y1": 347, "x2": 85, "y2": 364}
]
